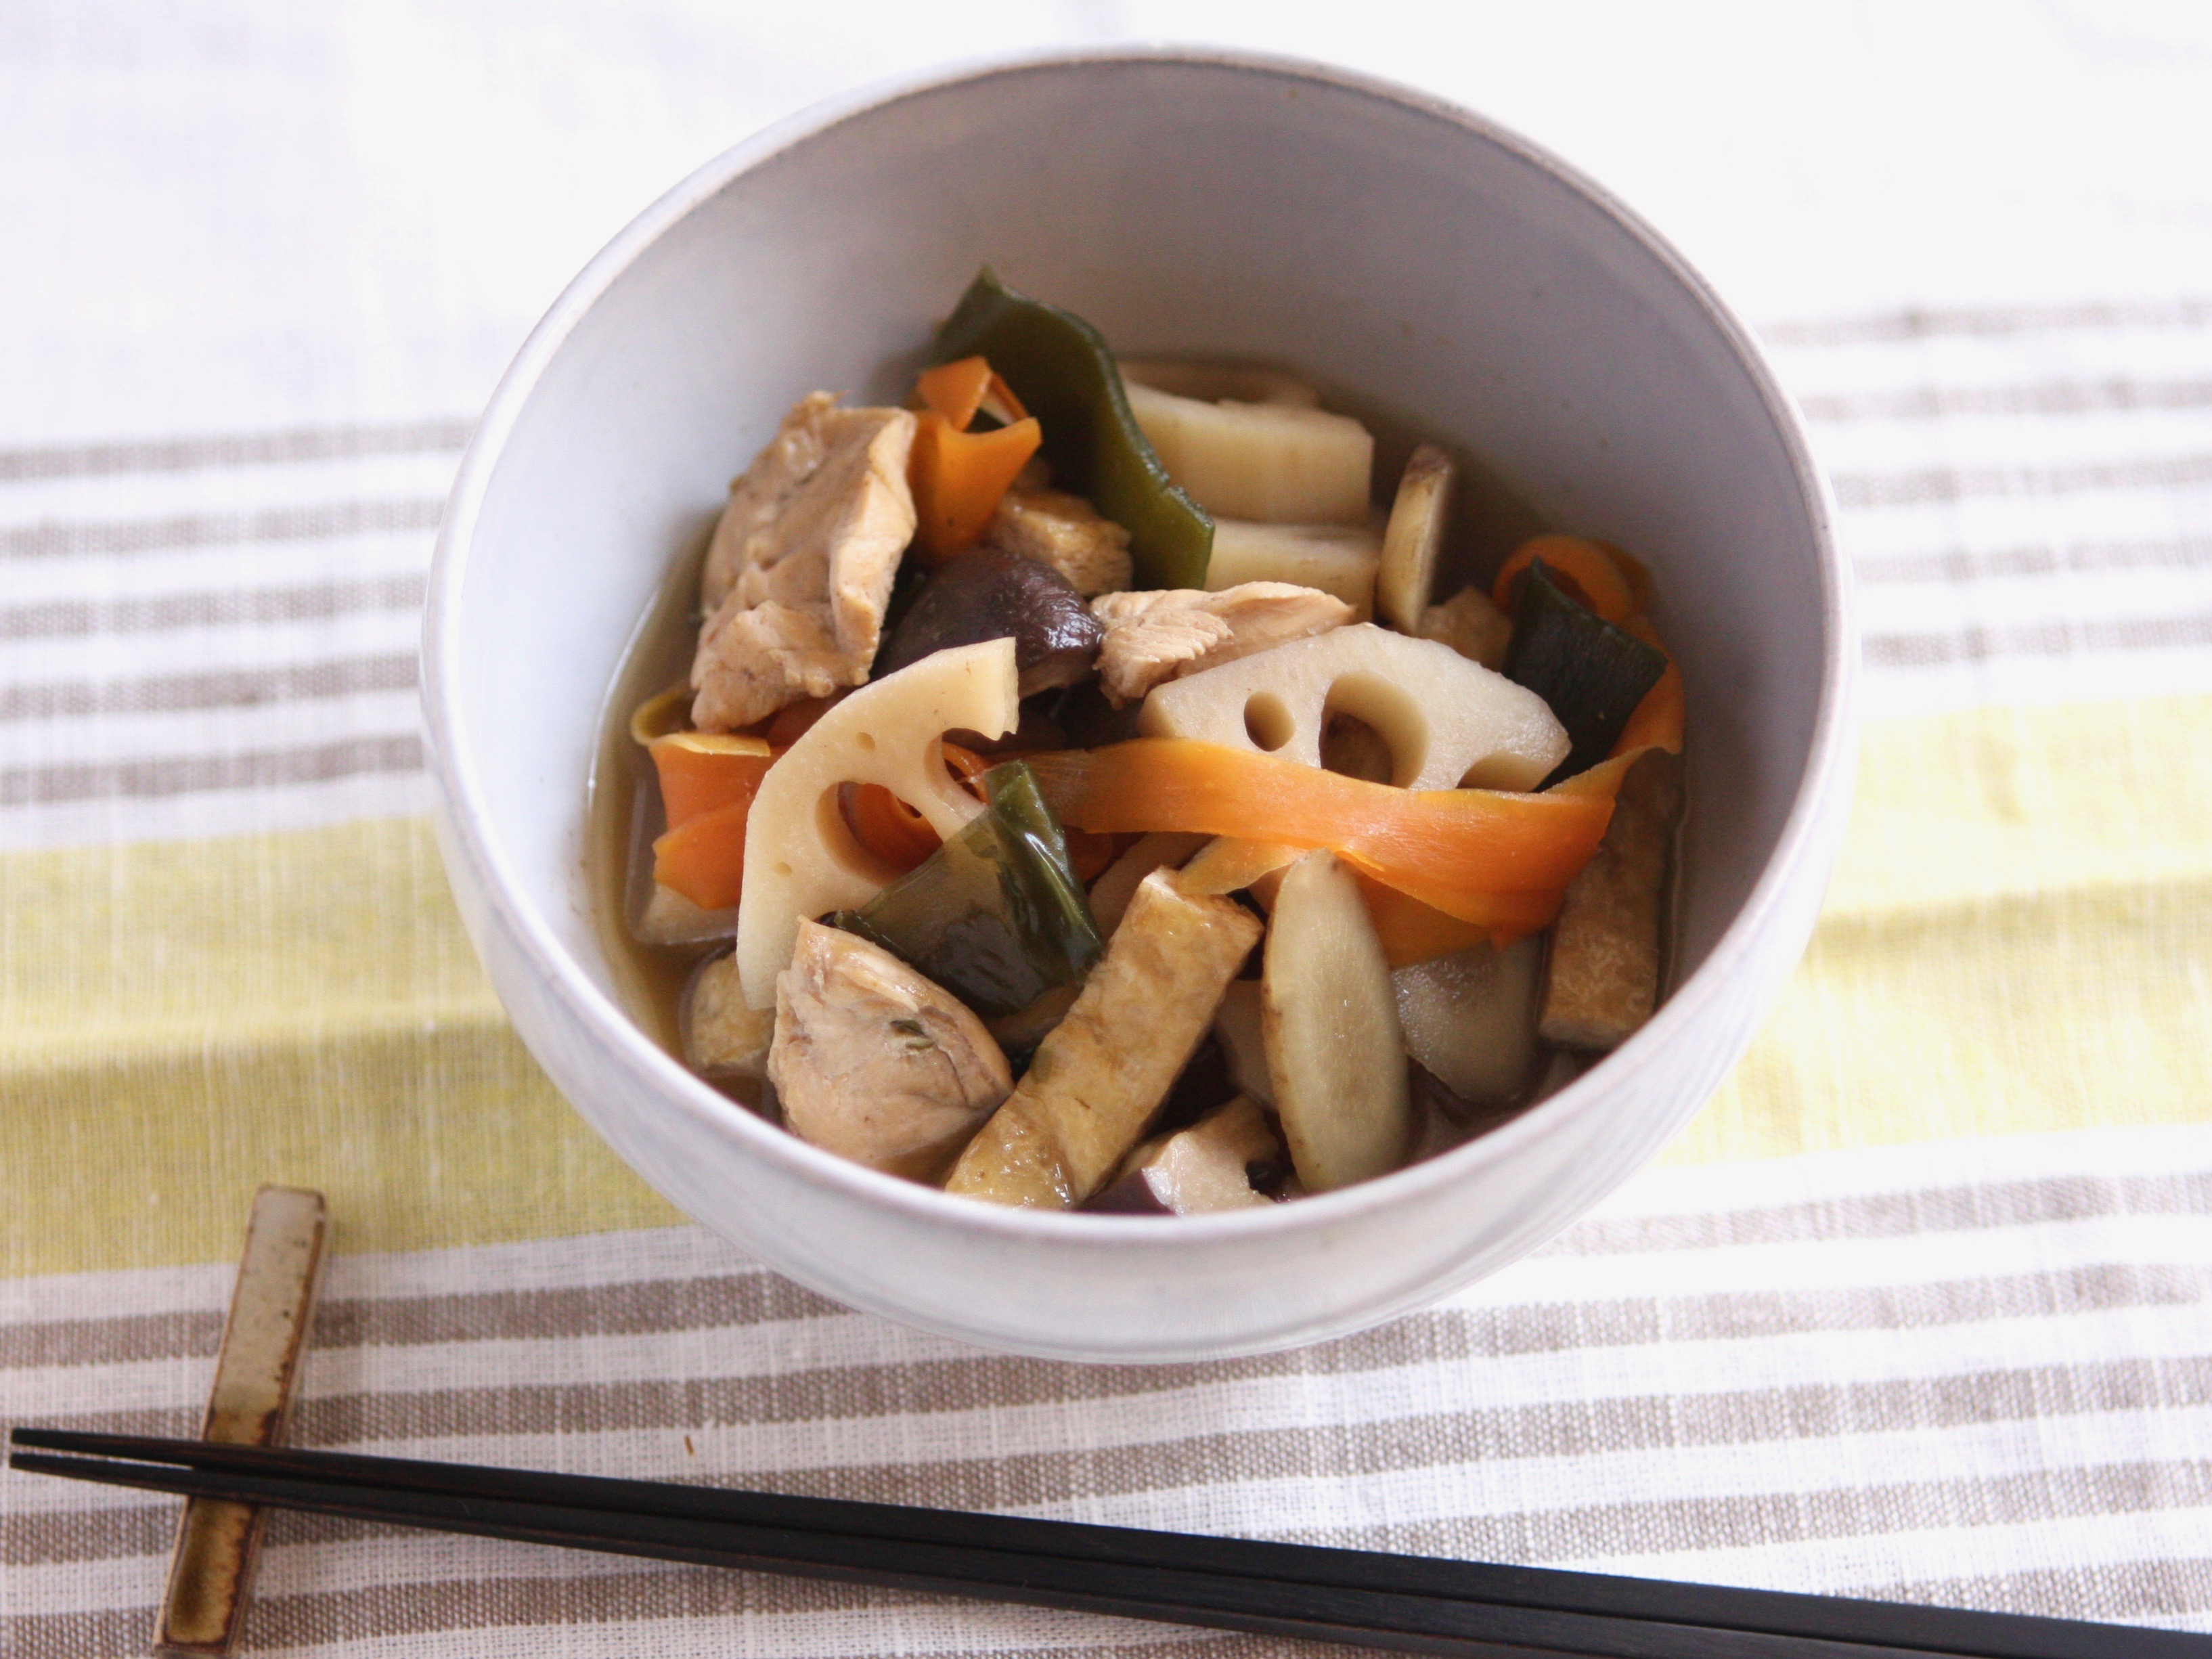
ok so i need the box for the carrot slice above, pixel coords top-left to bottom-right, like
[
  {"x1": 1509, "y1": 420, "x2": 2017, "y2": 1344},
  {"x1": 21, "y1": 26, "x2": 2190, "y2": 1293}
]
[
  {"x1": 917, "y1": 357, "x2": 994, "y2": 428},
  {"x1": 1356, "y1": 876, "x2": 1495, "y2": 968},
  {"x1": 1493, "y1": 534, "x2": 1637, "y2": 623},
  {"x1": 831, "y1": 740, "x2": 1015, "y2": 875},
  {"x1": 652, "y1": 799, "x2": 753, "y2": 911},
  {"x1": 910, "y1": 411, "x2": 1042, "y2": 562},
  {"x1": 1063, "y1": 828, "x2": 1120, "y2": 885},
  {"x1": 1614, "y1": 615, "x2": 1685, "y2": 755},
  {"x1": 647, "y1": 733, "x2": 772, "y2": 831},
  {"x1": 1027, "y1": 738, "x2": 1618, "y2": 937},
  {"x1": 649, "y1": 736, "x2": 773, "y2": 910},
  {"x1": 916, "y1": 355, "x2": 1032, "y2": 431},
  {"x1": 840, "y1": 782, "x2": 942, "y2": 875},
  {"x1": 939, "y1": 740, "x2": 992, "y2": 799}
]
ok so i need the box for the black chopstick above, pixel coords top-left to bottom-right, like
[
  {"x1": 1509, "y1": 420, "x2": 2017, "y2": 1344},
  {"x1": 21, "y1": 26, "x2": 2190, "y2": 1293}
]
[
  {"x1": 11, "y1": 1431, "x2": 2203, "y2": 1659},
  {"x1": 14, "y1": 1448, "x2": 1857, "y2": 1659}
]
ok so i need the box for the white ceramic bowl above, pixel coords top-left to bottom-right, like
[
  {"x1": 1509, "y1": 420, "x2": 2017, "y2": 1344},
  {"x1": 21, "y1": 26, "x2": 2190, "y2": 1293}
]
[{"x1": 422, "y1": 47, "x2": 1855, "y2": 1362}]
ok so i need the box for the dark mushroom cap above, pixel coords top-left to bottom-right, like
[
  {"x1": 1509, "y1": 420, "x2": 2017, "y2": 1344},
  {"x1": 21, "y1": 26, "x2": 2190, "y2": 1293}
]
[{"x1": 875, "y1": 550, "x2": 1103, "y2": 698}]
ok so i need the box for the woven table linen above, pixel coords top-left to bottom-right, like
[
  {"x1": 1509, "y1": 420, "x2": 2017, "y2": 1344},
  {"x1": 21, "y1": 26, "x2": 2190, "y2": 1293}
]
[{"x1": 5, "y1": 4, "x2": 2211, "y2": 1652}]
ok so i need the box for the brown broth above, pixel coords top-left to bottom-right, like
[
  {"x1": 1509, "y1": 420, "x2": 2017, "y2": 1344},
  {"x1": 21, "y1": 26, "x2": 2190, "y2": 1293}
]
[{"x1": 585, "y1": 525, "x2": 717, "y2": 1061}]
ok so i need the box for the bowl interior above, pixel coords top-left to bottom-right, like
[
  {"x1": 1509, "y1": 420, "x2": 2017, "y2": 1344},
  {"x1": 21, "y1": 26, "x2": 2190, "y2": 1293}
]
[{"x1": 433, "y1": 51, "x2": 1839, "y2": 1355}]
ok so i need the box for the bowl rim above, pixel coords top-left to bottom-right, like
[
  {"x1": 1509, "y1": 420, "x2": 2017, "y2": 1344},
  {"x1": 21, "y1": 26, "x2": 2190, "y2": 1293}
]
[{"x1": 421, "y1": 42, "x2": 1857, "y2": 1255}]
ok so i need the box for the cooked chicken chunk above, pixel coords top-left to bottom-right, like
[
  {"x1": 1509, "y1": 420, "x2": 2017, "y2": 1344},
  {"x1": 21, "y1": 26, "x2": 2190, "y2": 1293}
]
[
  {"x1": 690, "y1": 394, "x2": 917, "y2": 731},
  {"x1": 768, "y1": 921, "x2": 1012, "y2": 1181},
  {"x1": 1090, "y1": 582, "x2": 1354, "y2": 706},
  {"x1": 986, "y1": 462, "x2": 1133, "y2": 598},
  {"x1": 1416, "y1": 584, "x2": 1513, "y2": 671}
]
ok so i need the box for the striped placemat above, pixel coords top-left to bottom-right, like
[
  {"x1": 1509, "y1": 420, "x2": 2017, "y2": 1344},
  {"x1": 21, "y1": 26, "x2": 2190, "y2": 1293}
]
[
  {"x1": 0, "y1": 420, "x2": 458, "y2": 851},
  {"x1": 1771, "y1": 297, "x2": 2212, "y2": 715},
  {"x1": 3, "y1": 293, "x2": 2210, "y2": 1653},
  {"x1": 7, "y1": 1128, "x2": 2210, "y2": 1654}
]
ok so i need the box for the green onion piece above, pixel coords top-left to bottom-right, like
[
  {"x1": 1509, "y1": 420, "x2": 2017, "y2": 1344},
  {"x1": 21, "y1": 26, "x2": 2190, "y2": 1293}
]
[
  {"x1": 1502, "y1": 559, "x2": 1668, "y2": 785},
  {"x1": 834, "y1": 759, "x2": 1103, "y2": 1018},
  {"x1": 930, "y1": 267, "x2": 1212, "y2": 590}
]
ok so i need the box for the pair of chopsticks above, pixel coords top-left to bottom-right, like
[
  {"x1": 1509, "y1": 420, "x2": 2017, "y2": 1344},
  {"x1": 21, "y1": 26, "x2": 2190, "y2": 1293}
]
[{"x1": 12, "y1": 1428, "x2": 2203, "y2": 1659}]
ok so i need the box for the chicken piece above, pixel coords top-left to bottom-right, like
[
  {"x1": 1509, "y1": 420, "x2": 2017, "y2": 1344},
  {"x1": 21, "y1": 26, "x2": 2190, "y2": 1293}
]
[
  {"x1": 1090, "y1": 582, "x2": 1354, "y2": 706},
  {"x1": 690, "y1": 394, "x2": 918, "y2": 731},
  {"x1": 768, "y1": 920, "x2": 1012, "y2": 1180},
  {"x1": 944, "y1": 871, "x2": 1262, "y2": 1208},
  {"x1": 986, "y1": 466, "x2": 1134, "y2": 598},
  {"x1": 1416, "y1": 584, "x2": 1513, "y2": 671}
]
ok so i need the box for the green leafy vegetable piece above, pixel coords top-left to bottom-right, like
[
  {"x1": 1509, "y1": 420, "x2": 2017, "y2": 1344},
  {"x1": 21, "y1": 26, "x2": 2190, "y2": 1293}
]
[
  {"x1": 1502, "y1": 558, "x2": 1668, "y2": 785},
  {"x1": 930, "y1": 267, "x2": 1212, "y2": 590},
  {"x1": 834, "y1": 760, "x2": 1103, "y2": 1019}
]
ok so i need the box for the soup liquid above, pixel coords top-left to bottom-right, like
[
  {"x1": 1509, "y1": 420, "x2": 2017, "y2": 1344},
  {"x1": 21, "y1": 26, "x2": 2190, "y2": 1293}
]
[{"x1": 587, "y1": 525, "x2": 719, "y2": 1061}]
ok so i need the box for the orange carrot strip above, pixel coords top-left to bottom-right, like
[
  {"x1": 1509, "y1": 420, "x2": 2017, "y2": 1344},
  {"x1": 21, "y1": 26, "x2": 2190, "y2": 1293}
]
[
  {"x1": 1614, "y1": 615, "x2": 1684, "y2": 755},
  {"x1": 839, "y1": 745, "x2": 1097, "y2": 879},
  {"x1": 916, "y1": 356, "x2": 1030, "y2": 431},
  {"x1": 840, "y1": 782, "x2": 942, "y2": 875},
  {"x1": 1548, "y1": 747, "x2": 1647, "y2": 799},
  {"x1": 917, "y1": 357, "x2": 993, "y2": 428},
  {"x1": 652, "y1": 799, "x2": 754, "y2": 911},
  {"x1": 939, "y1": 740, "x2": 992, "y2": 799},
  {"x1": 1027, "y1": 738, "x2": 1616, "y2": 937},
  {"x1": 647, "y1": 733, "x2": 772, "y2": 831},
  {"x1": 1492, "y1": 534, "x2": 1637, "y2": 623},
  {"x1": 1063, "y1": 828, "x2": 1120, "y2": 885},
  {"x1": 1357, "y1": 876, "x2": 1495, "y2": 968},
  {"x1": 910, "y1": 411, "x2": 1042, "y2": 563}
]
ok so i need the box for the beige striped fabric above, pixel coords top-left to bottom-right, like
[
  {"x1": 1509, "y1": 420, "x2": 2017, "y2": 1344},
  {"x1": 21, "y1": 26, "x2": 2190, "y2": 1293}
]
[
  {"x1": 0, "y1": 422, "x2": 451, "y2": 847},
  {"x1": 9, "y1": 1128, "x2": 2212, "y2": 1654},
  {"x1": 8, "y1": 4, "x2": 2212, "y2": 1653}
]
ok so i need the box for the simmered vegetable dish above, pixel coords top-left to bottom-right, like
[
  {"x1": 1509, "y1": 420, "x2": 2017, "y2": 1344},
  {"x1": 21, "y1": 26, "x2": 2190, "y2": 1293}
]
[{"x1": 597, "y1": 269, "x2": 1685, "y2": 1214}]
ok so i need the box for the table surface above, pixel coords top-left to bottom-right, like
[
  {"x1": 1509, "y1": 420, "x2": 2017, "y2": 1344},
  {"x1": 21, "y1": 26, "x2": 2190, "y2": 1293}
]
[{"x1": 5, "y1": 4, "x2": 2211, "y2": 1654}]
